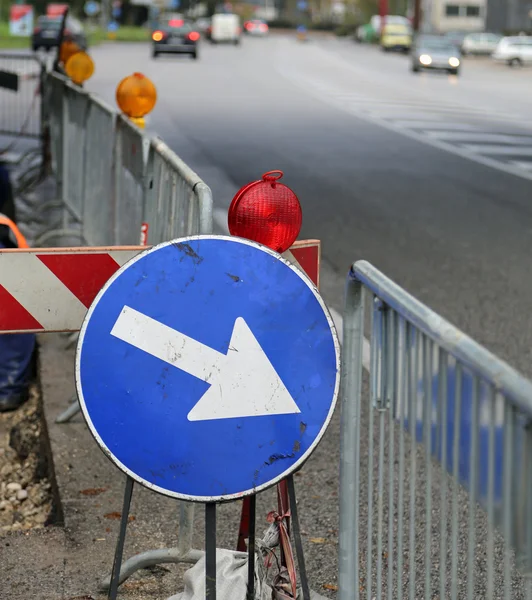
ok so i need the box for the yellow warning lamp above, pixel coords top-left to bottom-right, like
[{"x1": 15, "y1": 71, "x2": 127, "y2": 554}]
[
  {"x1": 115, "y1": 72, "x2": 157, "y2": 129},
  {"x1": 65, "y1": 51, "x2": 95, "y2": 86},
  {"x1": 59, "y1": 40, "x2": 81, "y2": 65}
]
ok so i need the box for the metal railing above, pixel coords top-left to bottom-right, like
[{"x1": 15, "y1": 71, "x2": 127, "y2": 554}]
[
  {"x1": 0, "y1": 52, "x2": 44, "y2": 141},
  {"x1": 38, "y1": 71, "x2": 212, "y2": 248},
  {"x1": 339, "y1": 260, "x2": 532, "y2": 600}
]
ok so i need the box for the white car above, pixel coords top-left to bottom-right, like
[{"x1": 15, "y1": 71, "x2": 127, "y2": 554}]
[
  {"x1": 492, "y1": 36, "x2": 532, "y2": 66},
  {"x1": 210, "y1": 13, "x2": 241, "y2": 44},
  {"x1": 461, "y1": 32, "x2": 502, "y2": 55}
]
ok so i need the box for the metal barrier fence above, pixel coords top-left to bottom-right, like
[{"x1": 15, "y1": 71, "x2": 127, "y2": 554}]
[
  {"x1": 339, "y1": 260, "x2": 532, "y2": 600},
  {"x1": 40, "y1": 71, "x2": 212, "y2": 248},
  {"x1": 0, "y1": 53, "x2": 44, "y2": 141}
]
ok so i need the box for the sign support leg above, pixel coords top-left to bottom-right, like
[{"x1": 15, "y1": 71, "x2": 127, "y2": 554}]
[
  {"x1": 108, "y1": 475, "x2": 134, "y2": 600},
  {"x1": 277, "y1": 480, "x2": 291, "y2": 568},
  {"x1": 287, "y1": 474, "x2": 311, "y2": 600},
  {"x1": 55, "y1": 395, "x2": 81, "y2": 423},
  {"x1": 237, "y1": 496, "x2": 251, "y2": 552},
  {"x1": 246, "y1": 494, "x2": 256, "y2": 600},
  {"x1": 205, "y1": 502, "x2": 217, "y2": 600}
]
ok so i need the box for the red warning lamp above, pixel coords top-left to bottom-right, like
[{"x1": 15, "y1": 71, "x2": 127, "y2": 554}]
[{"x1": 228, "y1": 170, "x2": 302, "y2": 254}]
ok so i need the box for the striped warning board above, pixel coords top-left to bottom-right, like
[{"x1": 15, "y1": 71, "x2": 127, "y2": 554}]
[
  {"x1": 0, "y1": 240, "x2": 320, "y2": 334},
  {"x1": 0, "y1": 247, "x2": 141, "y2": 333}
]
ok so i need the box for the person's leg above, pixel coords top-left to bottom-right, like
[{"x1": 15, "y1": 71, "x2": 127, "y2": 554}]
[
  {"x1": 0, "y1": 167, "x2": 34, "y2": 411},
  {"x1": 0, "y1": 162, "x2": 16, "y2": 222},
  {"x1": 0, "y1": 333, "x2": 37, "y2": 412}
]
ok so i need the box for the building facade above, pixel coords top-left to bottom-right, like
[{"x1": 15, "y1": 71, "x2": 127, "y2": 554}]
[
  {"x1": 422, "y1": 0, "x2": 486, "y2": 32},
  {"x1": 486, "y1": 0, "x2": 532, "y2": 33}
]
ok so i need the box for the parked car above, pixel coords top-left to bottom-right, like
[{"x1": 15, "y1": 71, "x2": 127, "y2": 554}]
[
  {"x1": 210, "y1": 13, "x2": 241, "y2": 44},
  {"x1": 380, "y1": 23, "x2": 412, "y2": 52},
  {"x1": 411, "y1": 35, "x2": 461, "y2": 75},
  {"x1": 492, "y1": 36, "x2": 532, "y2": 66},
  {"x1": 244, "y1": 19, "x2": 269, "y2": 36},
  {"x1": 31, "y1": 15, "x2": 87, "y2": 52},
  {"x1": 461, "y1": 32, "x2": 502, "y2": 55},
  {"x1": 151, "y1": 18, "x2": 200, "y2": 59}
]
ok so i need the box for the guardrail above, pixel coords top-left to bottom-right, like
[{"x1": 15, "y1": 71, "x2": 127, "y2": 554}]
[
  {"x1": 339, "y1": 260, "x2": 532, "y2": 600},
  {"x1": 37, "y1": 71, "x2": 212, "y2": 248},
  {"x1": 0, "y1": 52, "x2": 44, "y2": 142}
]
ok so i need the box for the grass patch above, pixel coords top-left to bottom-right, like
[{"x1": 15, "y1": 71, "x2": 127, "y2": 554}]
[
  {"x1": 89, "y1": 26, "x2": 151, "y2": 45},
  {"x1": 0, "y1": 22, "x2": 150, "y2": 50},
  {"x1": 0, "y1": 22, "x2": 32, "y2": 49}
]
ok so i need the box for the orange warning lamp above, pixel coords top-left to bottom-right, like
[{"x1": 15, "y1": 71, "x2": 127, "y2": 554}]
[
  {"x1": 228, "y1": 171, "x2": 302, "y2": 254},
  {"x1": 65, "y1": 51, "x2": 95, "y2": 85},
  {"x1": 59, "y1": 40, "x2": 81, "y2": 65},
  {"x1": 115, "y1": 72, "x2": 157, "y2": 128}
]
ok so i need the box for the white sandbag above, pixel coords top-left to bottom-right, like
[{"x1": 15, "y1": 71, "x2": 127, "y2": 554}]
[
  {"x1": 167, "y1": 548, "x2": 271, "y2": 600},
  {"x1": 167, "y1": 520, "x2": 330, "y2": 600}
]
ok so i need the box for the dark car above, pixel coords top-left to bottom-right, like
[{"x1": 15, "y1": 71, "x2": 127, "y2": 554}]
[
  {"x1": 32, "y1": 15, "x2": 87, "y2": 52},
  {"x1": 412, "y1": 35, "x2": 461, "y2": 75},
  {"x1": 152, "y1": 18, "x2": 200, "y2": 59}
]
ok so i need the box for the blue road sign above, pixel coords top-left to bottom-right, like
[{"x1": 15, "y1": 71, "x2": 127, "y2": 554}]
[
  {"x1": 76, "y1": 236, "x2": 340, "y2": 502},
  {"x1": 297, "y1": 0, "x2": 308, "y2": 10},
  {"x1": 107, "y1": 20, "x2": 119, "y2": 32},
  {"x1": 168, "y1": 0, "x2": 180, "y2": 8},
  {"x1": 112, "y1": 6, "x2": 121, "y2": 18},
  {"x1": 84, "y1": 1, "x2": 100, "y2": 16}
]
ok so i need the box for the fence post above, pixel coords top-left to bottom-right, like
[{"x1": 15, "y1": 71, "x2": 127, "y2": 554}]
[
  {"x1": 194, "y1": 181, "x2": 213, "y2": 234},
  {"x1": 338, "y1": 268, "x2": 365, "y2": 600}
]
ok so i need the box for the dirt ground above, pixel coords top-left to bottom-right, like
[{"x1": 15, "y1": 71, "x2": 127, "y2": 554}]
[{"x1": 0, "y1": 383, "x2": 53, "y2": 533}]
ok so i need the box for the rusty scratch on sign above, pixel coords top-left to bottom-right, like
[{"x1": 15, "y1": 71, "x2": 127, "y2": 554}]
[
  {"x1": 172, "y1": 242, "x2": 204, "y2": 265},
  {"x1": 265, "y1": 452, "x2": 296, "y2": 466},
  {"x1": 226, "y1": 272, "x2": 240, "y2": 282}
]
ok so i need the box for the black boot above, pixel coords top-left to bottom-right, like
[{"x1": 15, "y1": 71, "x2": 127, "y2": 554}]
[{"x1": 0, "y1": 388, "x2": 30, "y2": 412}]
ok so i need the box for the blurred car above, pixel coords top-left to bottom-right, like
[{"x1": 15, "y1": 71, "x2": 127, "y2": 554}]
[
  {"x1": 380, "y1": 23, "x2": 412, "y2": 52},
  {"x1": 244, "y1": 19, "x2": 269, "y2": 36},
  {"x1": 492, "y1": 36, "x2": 532, "y2": 66},
  {"x1": 461, "y1": 32, "x2": 502, "y2": 55},
  {"x1": 210, "y1": 13, "x2": 241, "y2": 44},
  {"x1": 412, "y1": 35, "x2": 461, "y2": 75},
  {"x1": 31, "y1": 15, "x2": 87, "y2": 52},
  {"x1": 152, "y1": 18, "x2": 200, "y2": 59}
]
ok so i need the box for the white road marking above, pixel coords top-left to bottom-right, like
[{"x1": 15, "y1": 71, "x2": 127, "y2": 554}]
[
  {"x1": 393, "y1": 120, "x2": 479, "y2": 130},
  {"x1": 426, "y1": 131, "x2": 532, "y2": 144},
  {"x1": 460, "y1": 144, "x2": 532, "y2": 156},
  {"x1": 279, "y1": 68, "x2": 532, "y2": 182},
  {"x1": 509, "y1": 160, "x2": 532, "y2": 171}
]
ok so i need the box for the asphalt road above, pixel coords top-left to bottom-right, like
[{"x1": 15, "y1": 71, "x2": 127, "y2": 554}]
[{"x1": 5, "y1": 36, "x2": 532, "y2": 597}]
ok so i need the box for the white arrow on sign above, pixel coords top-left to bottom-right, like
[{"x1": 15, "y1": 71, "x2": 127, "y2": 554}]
[{"x1": 110, "y1": 306, "x2": 301, "y2": 422}]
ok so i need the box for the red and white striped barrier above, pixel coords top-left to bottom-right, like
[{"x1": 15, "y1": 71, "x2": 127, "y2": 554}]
[{"x1": 0, "y1": 240, "x2": 320, "y2": 334}]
